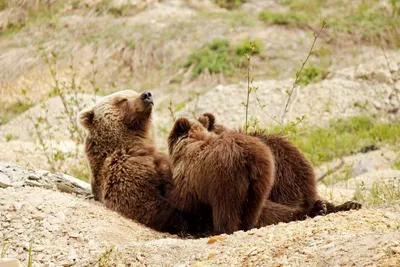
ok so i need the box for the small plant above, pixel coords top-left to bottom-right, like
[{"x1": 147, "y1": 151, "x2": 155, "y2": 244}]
[
  {"x1": 184, "y1": 38, "x2": 263, "y2": 77},
  {"x1": 214, "y1": 0, "x2": 246, "y2": 10},
  {"x1": 27, "y1": 239, "x2": 33, "y2": 267},
  {"x1": 297, "y1": 65, "x2": 327, "y2": 86},
  {"x1": 0, "y1": 101, "x2": 32, "y2": 125},
  {"x1": 5, "y1": 134, "x2": 18, "y2": 142},
  {"x1": 184, "y1": 39, "x2": 233, "y2": 77},
  {"x1": 89, "y1": 246, "x2": 116, "y2": 267},
  {"x1": 353, "y1": 179, "x2": 400, "y2": 205},
  {"x1": 1, "y1": 240, "x2": 11, "y2": 258},
  {"x1": 235, "y1": 39, "x2": 263, "y2": 56},
  {"x1": 259, "y1": 10, "x2": 308, "y2": 26},
  {"x1": 20, "y1": 47, "x2": 99, "y2": 181}
]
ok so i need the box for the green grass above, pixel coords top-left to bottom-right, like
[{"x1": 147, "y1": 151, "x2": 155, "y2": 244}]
[
  {"x1": 184, "y1": 38, "x2": 263, "y2": 77},
  {"x1": 260, "y1": 1, "x2": 400, "y2": 47},
  {"x1": 259, "y1": 9, "x2": 309, "y2": 26},
  {"x1": 298, "y1": 65, "x2": 327, "y2": 86},
  {"x1": 274, "y1": 116, "x2": 400, "y2": 166},
  {"x1": 353, "y1": 179, "x2": 400, "y2": 205},
  {"x1": 235, "y1": 39, "x2": 263, "y2": 56},
  {"x1": 184, "y1": 39, "x2": 234, "y2": 77},
  {"x1": 213, "y1": 0, "x2": 246, "y2": 10},
  {"x1": 0, "y1": 101, "x2": 32, "y2": 125}
]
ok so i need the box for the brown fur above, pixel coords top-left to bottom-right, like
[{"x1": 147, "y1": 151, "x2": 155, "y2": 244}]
[
  {"x1": 79, "y1": 90, "x2": 193, "y2": 235},
  {"x1": 168, "y1": 117, "x2": 275, "y2": 234},
  {"x1": 198, "y1": 113, "x2": 362, "y2": 222}
]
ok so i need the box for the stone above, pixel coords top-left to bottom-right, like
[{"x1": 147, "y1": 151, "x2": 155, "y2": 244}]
[
  {"x1": 0, "y1": 173, "x2": 11, "y2": 188},
  {"x1": 0, "y1": 258, "x2": 24, "y2": 267}
]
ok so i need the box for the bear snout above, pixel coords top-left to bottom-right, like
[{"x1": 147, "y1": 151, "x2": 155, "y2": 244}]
[{"x1": 140, "y1": 91, "x2": 153, "y2": 105}]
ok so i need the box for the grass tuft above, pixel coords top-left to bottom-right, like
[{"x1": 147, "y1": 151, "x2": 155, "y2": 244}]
[
  {"x1": 184, "y1": 38, "x2": 263, "y2": 77},
  {"x1": 273, "y1": 116, "x2": 400, "y2": 166},
  {"x1": 259, "y1": 9, "x2": 309, "y2": 26}
]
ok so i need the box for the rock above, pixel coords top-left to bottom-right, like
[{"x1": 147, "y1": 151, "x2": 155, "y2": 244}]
[
  {"x1": 390, "y1": 246, "x2": 400, "y2": 254},
  {"x1": 0, "y1": 162, "x2": 90, "y2": 196},
  {"x1": 0, "y1": 258, "x2": 24, "y2": 267},
  {"x1": 0, "y1": 172, "x2": 11, "y2": 188},
  {"x1": 315, "y1": 148, "x2": 397, "y2": 182},
  {"x1": 207, "y1": 235, "x2": 227, "y2": 244}
]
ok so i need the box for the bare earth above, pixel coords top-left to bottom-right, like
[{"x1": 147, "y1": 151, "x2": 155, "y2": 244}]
[{"x1": 0, "y1": 185, "x2": 399, "y2": 266}]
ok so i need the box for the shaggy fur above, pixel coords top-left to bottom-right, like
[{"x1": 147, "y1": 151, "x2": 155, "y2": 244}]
[
  {"x1": 198, "y1": 113, "x2": 362, "y2": 218},
  {"x1": 79, "y1": 90, "x2": 193, "y2": 235},
  {"x1": 168, "y1": 117, "x2": 275, "y2": 234}
]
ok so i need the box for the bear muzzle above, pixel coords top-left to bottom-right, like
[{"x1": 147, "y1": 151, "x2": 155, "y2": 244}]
[{"x1": 140, "y1": 91, "x2": 153, "y2": 106}]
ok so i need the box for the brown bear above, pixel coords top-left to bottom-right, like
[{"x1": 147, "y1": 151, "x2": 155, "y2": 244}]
[
  {"x1": 197, "y1": 112, "x2": 362, "y2": 217},
  {"x1": 78, "y1": 90, "x2": 196, "y2": 235},
  {"x1": 167, "y1": 117, "x2": 276, "y2": 234}
]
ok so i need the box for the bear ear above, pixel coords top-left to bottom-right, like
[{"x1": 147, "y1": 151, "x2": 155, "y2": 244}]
[
  {"x1": 172, "y1": 117, "x2": 191, "y2": 136},
  {"x1": 198, "y1": 113, "x2": 216, "y2": 131},
  {"x1": 78, "y1": 107, "x2": 95, "y2": 129}
]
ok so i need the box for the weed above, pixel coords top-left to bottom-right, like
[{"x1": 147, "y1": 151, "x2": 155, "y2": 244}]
[
  {"x1": 27, "y1": 239, "x2": 33, "y2": 267},
  {"x1": 235, "y1": 39, "x2": 263, "y2": 56},
  {"x1": 214, "y1": 0, "x2": 246, "y2": 10},
  {"x1": 20, "y1": 48, "x2": 98, "y2": 180},
  {"x1": 89, "y1": 246, "x2": 116, "y2": 267},
  {"x1": 298, "y1": 65, "x2": 327, "y2": 86},
  {"x1": 184, "y1": 38, "x2": 264, "y2": 77},
  {"x1": 259, "y1": 10, "x2": 309, "y2": 26},
  {"x1": 1, "y1": 240, "x2": 11, "y2": 258},
  {"x1": 5, "y1": 134, "x2": 18, "y2": 142},
  {"x1": 353, "y1": 179, "x2": 400, "y2": 205},
  {"x1": 0, "y1": 101, "x2": 33, "y2": 125},
  {"x1": 184, "y1": 39, "x2": 235, "y2": 77}
]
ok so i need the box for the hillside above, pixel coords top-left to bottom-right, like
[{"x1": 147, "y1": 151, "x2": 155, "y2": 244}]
[{"x1": 0, "y1": 0, "x2": 400, "y2": 266}]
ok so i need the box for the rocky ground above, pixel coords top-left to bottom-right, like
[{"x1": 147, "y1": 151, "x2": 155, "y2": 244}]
[
  {"x1": 1, "y1": 0, "x2": 400, "y2": 266},
  {"x1": 0, "y1": 163, "x2": 400, "y2": 266}
]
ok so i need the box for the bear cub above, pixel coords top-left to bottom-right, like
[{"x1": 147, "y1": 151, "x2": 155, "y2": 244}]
[
  {"x1": 198, "y1": 112, "x2": 362, "y2": 215},
  {"x1": 168, "y1": 117, "x2": 275, "y2": 234}
]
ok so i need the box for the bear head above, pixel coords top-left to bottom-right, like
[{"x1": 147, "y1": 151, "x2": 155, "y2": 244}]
[
  {"x1": 167, "y1": 117, "x2": 211, "y2": 156},
  {"x1": 78, "y1": 90, "x2": 154, "y2": 151}
]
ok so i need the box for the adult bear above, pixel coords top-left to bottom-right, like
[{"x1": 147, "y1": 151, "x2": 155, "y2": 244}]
[{"x1": 78, "y1": 90, "x2": 199, "y2": 236}]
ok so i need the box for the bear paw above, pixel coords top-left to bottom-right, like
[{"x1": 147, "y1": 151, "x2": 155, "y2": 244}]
[{"x1": 334, "y1": 201, "x2": 362, "y2": 212}]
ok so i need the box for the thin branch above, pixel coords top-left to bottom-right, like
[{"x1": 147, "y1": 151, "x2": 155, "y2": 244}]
[
  {"x1": 280, "y1": 21, "x2": 326, "y2": 132},
  {"x1": 168, "y1": 101, "x2": 176, "y2": 121},
  {"x1": 317, "y1": 157, "x2": 345, "y2": 182},
  {"x1": 244, "y1": 52, "x2": 251, "y2": 133},
  {"x1": 379, "y1": 42, "x2": 400, "y2": 103}
]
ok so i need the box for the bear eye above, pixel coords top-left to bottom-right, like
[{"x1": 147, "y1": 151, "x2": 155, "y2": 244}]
[{"x1": 116, "y1": 98, "x2": 128, "y2": 104}]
